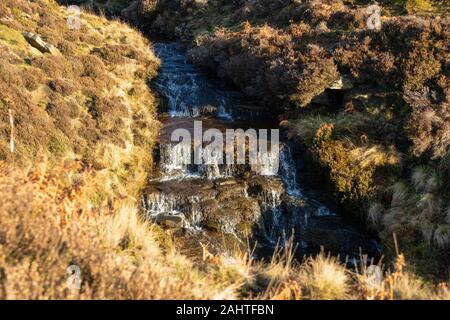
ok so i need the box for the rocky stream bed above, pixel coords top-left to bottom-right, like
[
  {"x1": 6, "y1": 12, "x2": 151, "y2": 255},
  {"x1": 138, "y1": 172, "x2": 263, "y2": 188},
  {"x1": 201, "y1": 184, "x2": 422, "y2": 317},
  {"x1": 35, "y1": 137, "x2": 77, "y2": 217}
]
[{"x1": 143, "y1": 42, "x2": 380, "y2": 262}]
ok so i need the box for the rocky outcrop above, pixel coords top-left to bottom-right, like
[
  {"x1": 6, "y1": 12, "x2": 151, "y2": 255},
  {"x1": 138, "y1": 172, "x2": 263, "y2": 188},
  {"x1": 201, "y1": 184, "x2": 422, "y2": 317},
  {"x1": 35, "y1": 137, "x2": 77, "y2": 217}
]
[
  {"x1": 22, "y1": 32, "x2": 60, "y2": 55},
  {"x1": 144, "y1": 178, "x2": 261, "y2": 237},
  {"x1": 328, "y1": 76, "x2": 354, "y2": 90}
]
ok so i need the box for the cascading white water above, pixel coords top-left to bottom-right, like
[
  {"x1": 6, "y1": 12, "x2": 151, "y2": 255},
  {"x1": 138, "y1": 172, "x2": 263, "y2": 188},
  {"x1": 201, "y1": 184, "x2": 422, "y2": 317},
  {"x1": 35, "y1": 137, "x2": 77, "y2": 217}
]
[
  {"x1": 198, "y1": 147, "x2": 222, "y2": 179},
  {"x1": 153, "y1": 43, "x2": 233, "y2": 119},
  {"x1": 252, "y1": 151, "x2": 280, "y2": 176},
  {"x1": 261, "y1": 189, "x2": 283, "y2": 208},
  {"x1": 160, "y1": 142, "x2": 191, "y2": 177},
  {"x1": 145, "y1": 193, "x2": 182, "y2": 217},
  {"x1": 145, "y1": 193, "x2": 204, "y2": 231},
  {"x1": 160, "y1": 142, "x2": 240, "y2": 180},
  {"x1": 189, "y1": 196, "x2": 202, "y2": 228},
  {"x1": 316, "y1": 204, "x2": 336, "y2": 216},
  {"x1": 144, "y1": 43, "x2": 379, "y2": 259},
  {"x1": 279, "y1": 144, "x2": 302, "y2": 196},
  {"x1": 260, "y1": 208, "x2": 284, "y2": 245}
]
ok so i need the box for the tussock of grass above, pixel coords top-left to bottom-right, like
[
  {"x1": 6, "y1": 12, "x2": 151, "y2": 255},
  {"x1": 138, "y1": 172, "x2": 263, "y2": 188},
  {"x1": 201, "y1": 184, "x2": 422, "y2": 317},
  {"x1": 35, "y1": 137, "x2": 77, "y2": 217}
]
[{"x1": 299, "y1": 254, "x2": 351, "y2": 300}]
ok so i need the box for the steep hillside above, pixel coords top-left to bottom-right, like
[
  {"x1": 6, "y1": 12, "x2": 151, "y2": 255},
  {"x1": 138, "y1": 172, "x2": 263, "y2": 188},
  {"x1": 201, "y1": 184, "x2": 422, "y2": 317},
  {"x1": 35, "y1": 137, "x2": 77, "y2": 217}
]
[{"x1": 0, "y1": 0, "x2": 160, "y2": 201}]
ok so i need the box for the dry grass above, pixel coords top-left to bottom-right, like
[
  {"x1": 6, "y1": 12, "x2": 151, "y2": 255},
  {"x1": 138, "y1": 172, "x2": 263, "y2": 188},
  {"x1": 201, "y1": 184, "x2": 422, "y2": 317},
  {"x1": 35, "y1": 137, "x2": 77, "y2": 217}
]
[
  {"x1": 370, "y1": 165, "x2": 450, "y2": 266},
  {"x1": 298, "y1": 253, "x2": 351, "y2": 300},
  {"x1": 0, "y1": 0, "x2": 161, "y2": 203},
  {"x1": 0, "y1": 160, "x2": 448, "y2": 299},
  {"x1": 0, "y1": 160, "x2": 239, "y2": 299}
]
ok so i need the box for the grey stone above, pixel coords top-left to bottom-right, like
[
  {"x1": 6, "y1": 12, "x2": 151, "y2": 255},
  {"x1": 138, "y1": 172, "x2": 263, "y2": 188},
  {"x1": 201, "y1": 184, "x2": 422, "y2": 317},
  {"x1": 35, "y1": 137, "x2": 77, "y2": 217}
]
[
  {"x1": 23, "y1": 32, "x2": 60, "y2": 55},
  {"x1": 328, "y1": 75, "x2": 354, "y2": 90}
]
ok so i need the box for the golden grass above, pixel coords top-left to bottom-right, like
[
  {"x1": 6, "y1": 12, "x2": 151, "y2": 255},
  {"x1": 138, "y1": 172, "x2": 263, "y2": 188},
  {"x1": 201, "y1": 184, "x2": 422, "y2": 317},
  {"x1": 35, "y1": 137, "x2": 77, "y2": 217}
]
[
  {"x1": 0, "y1": 160, "x2": 239, "y2": 299},
  {"x1": 0, "y1": 0, "x2": 161, "y2": 204},
  {"x1": 298, "y1": 253, "x2": 351, "y2": 300},
  {"x1": 0, "y1": 162, "x2": 448, "y2": 300}
]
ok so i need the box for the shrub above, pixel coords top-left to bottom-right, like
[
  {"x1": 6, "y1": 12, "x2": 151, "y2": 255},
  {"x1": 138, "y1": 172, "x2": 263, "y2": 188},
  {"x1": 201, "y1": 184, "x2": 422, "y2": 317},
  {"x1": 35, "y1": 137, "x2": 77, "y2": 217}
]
[
  {"x1": 312, "y1": 123, "x2": 377, "y2": 203},
  {"x1": 189, "y1": 24, "x2": 339, "y2": 107},
  {"x1": 48, "y1": 78, "x2": 77, "y2": 96},
  {"x1": 404, "y1": 87, "x2": 450, "y2": 159},
  {"x1": 32, "y1": 55, "x2": 76, "y2": 78}
]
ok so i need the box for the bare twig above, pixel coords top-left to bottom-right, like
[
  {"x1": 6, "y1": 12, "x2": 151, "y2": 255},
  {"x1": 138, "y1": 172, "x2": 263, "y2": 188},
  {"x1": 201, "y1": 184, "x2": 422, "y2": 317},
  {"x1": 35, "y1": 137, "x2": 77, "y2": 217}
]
[{"x1": 8, "y1": 108, "x2": 14, "y2": 153}]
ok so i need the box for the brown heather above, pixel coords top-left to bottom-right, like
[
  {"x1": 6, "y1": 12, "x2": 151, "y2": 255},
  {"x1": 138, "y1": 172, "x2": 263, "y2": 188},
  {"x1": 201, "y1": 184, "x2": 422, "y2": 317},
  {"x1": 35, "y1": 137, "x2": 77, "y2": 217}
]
[
  {"x1": 0, "y1": 0, "x2": 449, "y2": 299},
  {"x1": 0, "y1": 0, "x2": 161, "y2": 201}
]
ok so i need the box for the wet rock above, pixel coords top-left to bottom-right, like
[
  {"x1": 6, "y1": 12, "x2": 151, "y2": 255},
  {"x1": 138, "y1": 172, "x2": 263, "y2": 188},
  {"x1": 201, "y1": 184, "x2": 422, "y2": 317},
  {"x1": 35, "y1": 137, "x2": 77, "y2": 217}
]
[
  {"x1": 199, "y1": 104, "x2": 217, "y2": 116},
  {"x1": 204, "y1": 180, "x2": 261, "y2": 235},
  {"x1": 201, "y1": 196, "x2": 260, "y2": 235},
  {"x1": 216, "y1": 179, "x2": 247, "y2": 200},
  {"x1": 23, "y1": 32, "x2": 60, "y2": 55},
  {"x1": 247, "y1": 176, "x2": 285, "y2": 207},
  {"x1": 152, "y1": 213, "x2": 184, "y2": 228},
  {"x1": 145, "y1": 176, "x2": 262, "y2": 239},
  {"x1": 155, "y1": 179, "x2": 217, "y2": 199}
]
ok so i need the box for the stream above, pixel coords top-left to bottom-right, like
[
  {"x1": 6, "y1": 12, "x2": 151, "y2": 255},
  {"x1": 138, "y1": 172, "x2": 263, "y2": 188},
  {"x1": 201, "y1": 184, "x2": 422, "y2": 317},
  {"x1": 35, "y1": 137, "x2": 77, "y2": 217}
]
[{"x1": 143, "y1": 43, "x2": 380, "y2": 261}]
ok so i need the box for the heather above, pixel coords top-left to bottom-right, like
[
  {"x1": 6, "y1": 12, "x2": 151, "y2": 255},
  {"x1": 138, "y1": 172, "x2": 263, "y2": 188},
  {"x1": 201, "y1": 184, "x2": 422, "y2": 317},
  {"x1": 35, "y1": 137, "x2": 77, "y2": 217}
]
[{"x1": 0, "y1": 0, "x2": 448, "y2": 300}]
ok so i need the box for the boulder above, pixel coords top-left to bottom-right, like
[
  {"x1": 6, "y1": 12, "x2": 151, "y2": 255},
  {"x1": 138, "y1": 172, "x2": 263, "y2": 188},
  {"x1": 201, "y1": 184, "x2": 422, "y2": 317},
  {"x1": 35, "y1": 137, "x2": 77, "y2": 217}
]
[
  {"x1": 303, "y1": 215, "x2": 378, "y2": 255},
  {"x1": 152, "y1": 213, "x2": 184, "y2": 228},
  {"x1": 22, "y1": 32, "x2": 60, "y2": 55},
  {"x1": 328, "y1": 75, "x2": 353, "y2": 90}
]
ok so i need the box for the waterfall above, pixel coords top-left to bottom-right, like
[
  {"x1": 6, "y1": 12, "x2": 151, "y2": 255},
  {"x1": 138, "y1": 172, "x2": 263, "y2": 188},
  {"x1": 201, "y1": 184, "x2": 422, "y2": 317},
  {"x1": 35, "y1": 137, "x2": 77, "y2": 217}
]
[
  {"x1": 279, "y1": 144, "x2": 302, "y2": 196},
  {"x1": 254, "y1": 151, "x2": 280, "y2": 176},
  {"x1": 160, "y1": 142, "x2": 191, "y2": 177},
  {"x1": 262, "y1": 207, "x2": 285, "y2": 245},
  {"x1": 198, "y1": 147, "x2": 222, "y2": 179},
  {"x1": 189, "y1": 196, "x2": 202, "y2": 228},
  {"x1": 261, "y1": 189, "x2": 283, "y2": 208},
  {"x1": 316, "y1": 205, "x2": 336, "y2": 217},
  {"x1": 145, "y1": 193, "x2": 181, "y2": 216},
  {"x1": 154, "y1": 43, "x2": 233, "y2": 119},
  {"x1": 160, "y1": 141, "x2": 244, "y2": 180},
  {"x1": 144, "y1": 193, "x2": 204, "y2": 231},
  {"x1": 144, "y1": 42, "x2": 379, "y2": 260}
]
